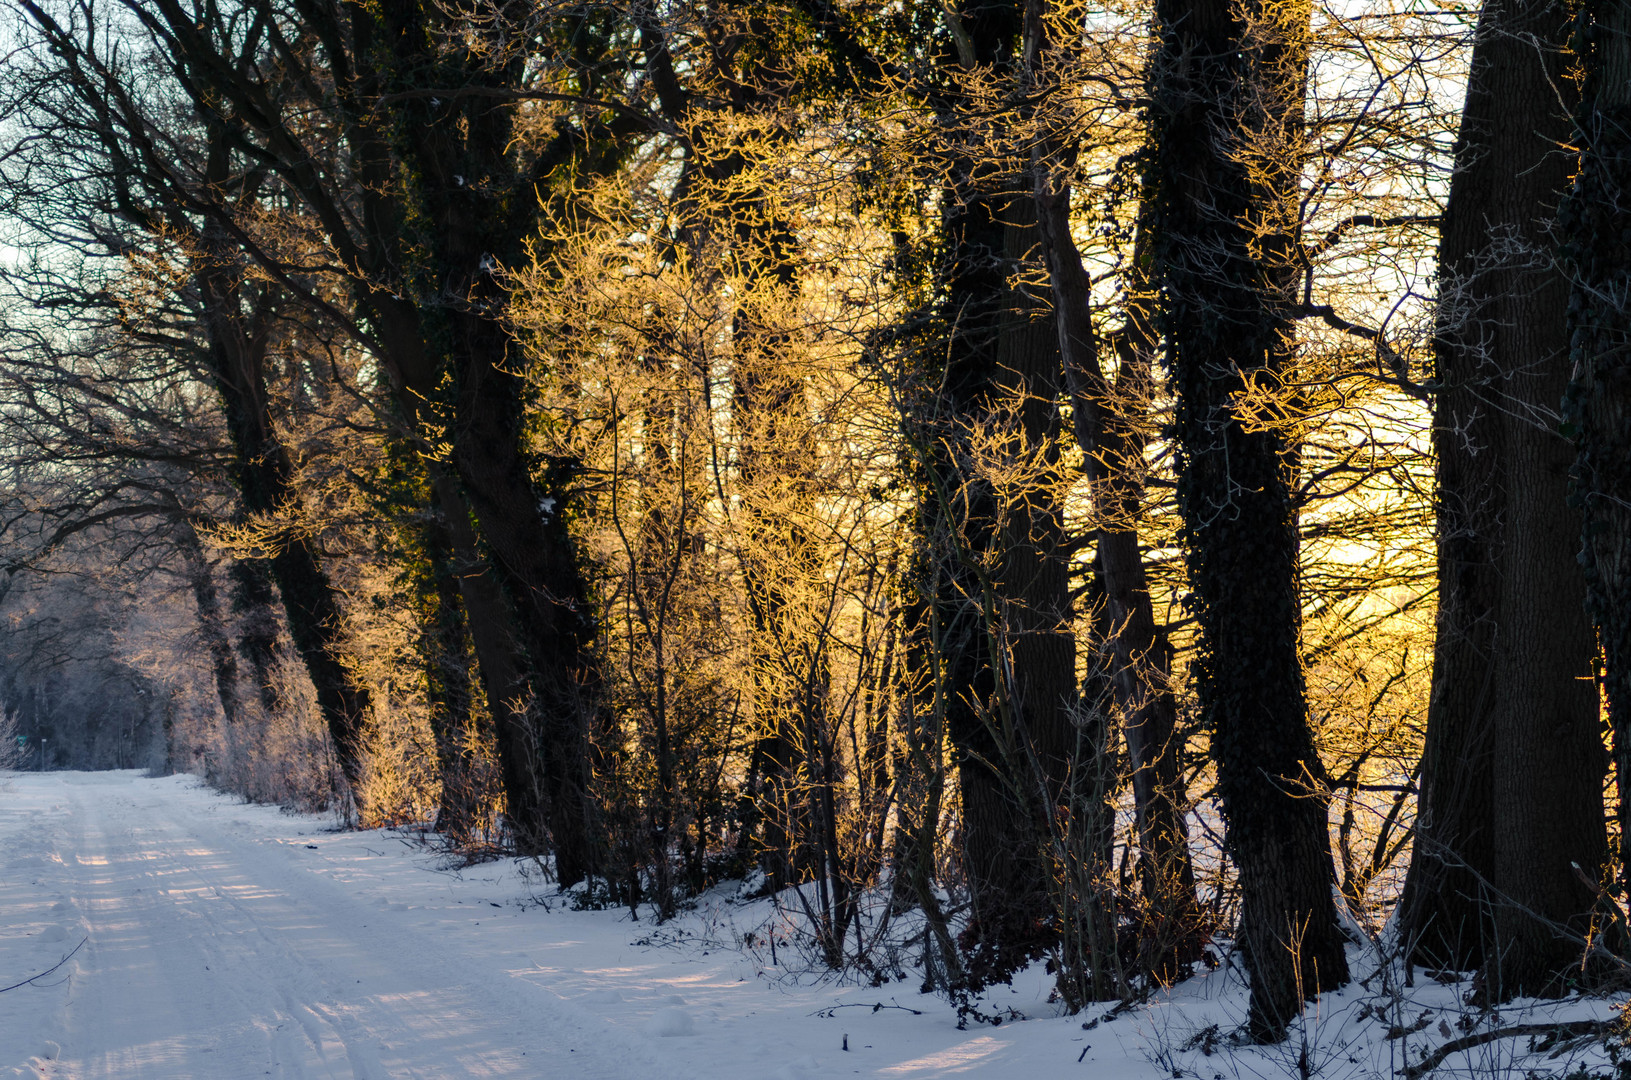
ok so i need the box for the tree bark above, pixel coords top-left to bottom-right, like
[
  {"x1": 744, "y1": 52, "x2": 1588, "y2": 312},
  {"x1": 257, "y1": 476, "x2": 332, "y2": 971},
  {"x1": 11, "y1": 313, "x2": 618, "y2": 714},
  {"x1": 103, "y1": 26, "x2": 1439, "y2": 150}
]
[
  {"x1": 1400, "y1": 0, "x2": 1606, "y2": 996},
  {"x1": 406, "y1": 490, "x2": 487, "y2": 843},
  {"x1": 1564, "y1": 0, "x2": 1631, "y2": 905},
  {"x1": 190, "y1": 166, "x2": 372, "y2": 799},
  {"x1": 1148, "y1": 0, "x2": 1349, "y2": 1039},
  {"x1": 921, "y1": 9, "x2": 1077, "y2": 975},
  {"x1": 342, "y1": 4, "x2": 615, "y2": 880},
  {"x1": 175, "y1": 521, "x2": 246, "y2": 735}
]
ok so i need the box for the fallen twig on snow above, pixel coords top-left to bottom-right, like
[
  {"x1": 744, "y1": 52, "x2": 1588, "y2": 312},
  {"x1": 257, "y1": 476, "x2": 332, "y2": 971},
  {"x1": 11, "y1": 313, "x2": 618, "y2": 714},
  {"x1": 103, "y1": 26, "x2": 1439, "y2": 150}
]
[
  {"x1": 0, "y1": 937, "x2": 87, "y2": 994},
  {"x1": 1401, "y1": 1019, "x2": 1607, "y2": 1078},
  {"x1": 812, "y1": 1001, "x2": 924, "y2": 1018}
]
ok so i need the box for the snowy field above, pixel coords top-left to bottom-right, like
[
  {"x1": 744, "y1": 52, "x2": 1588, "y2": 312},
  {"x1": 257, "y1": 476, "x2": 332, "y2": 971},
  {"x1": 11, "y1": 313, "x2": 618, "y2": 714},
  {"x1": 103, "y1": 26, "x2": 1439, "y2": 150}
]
[{"x1": 0, "y1": 771, "x2": 1621, "y2": 1079}]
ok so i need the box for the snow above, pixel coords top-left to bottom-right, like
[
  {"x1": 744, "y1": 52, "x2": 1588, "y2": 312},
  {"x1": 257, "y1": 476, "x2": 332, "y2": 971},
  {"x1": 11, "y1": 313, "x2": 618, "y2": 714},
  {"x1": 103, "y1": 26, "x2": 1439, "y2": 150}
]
[
  {"x1": 0, "y1": 770, "x2": 1621, "y2": 1079},
  {"x1": 644, "y1": 1007, "x2": 696, "y2": 1037}
]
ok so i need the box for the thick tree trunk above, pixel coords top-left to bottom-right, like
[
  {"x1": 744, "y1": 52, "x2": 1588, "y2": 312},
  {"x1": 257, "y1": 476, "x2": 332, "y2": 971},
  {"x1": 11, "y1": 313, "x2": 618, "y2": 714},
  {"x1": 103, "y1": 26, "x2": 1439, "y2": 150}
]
[
  {"x1": 409, "y1": 498, "x2": 486, "y2": 843},
  {"x1": 341, "y1": 5, "x2": 613, "y2": 881},
  {"x1": 1398, "y1": 364, "x2": 1500, "y2": 969},
  {"x1": 228, "y1": 561, "x2": 282, "y2": 714},
  {"x1": 1400, "y1": 0, "x2": 1605, "y2": 996},
  {"x1": 428, "y1": 470, "x2": 581, "y2": 867},
  {"x1": 1492, "y1": 442, "x2": 1604, "y2": 992},
  {"x1": 993, "y1": 196, "x2": 1078, "y2": 812},
  {"x1": 1148, "y1": 0, "x2": 1348, "y2": 1039},
  {"x1": 442, "y1": 322, "x2": 602, "y2": 880},
  {"x1": 1565, "y1": 0, "x2": 1631, "y2": 905},
  {"x1": 928, "y1": 90, "x2": 1076, "y2": 981}
]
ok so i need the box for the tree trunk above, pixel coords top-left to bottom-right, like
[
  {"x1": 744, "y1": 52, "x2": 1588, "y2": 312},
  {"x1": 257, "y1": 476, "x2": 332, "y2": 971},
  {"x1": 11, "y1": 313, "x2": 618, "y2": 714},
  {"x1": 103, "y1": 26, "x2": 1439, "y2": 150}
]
[
  {"x1": 1032, "y1": 128, "x2": 1203, "y2": 980},
  {"x1": 1148, "y1": 0, "x2": 1348, "y2": 1039},
  {"x1": 925, "y1": 32, "x2": 1077, "y2": 975},
  {"x1": 1400, "y1": 0, "x2": 1605, "y2": 996},
  {"x1": 343, "y1": 5, "x2": 615, "y2": 881},
  {"x1": 428, "y1": 470, "x2": 574, "y2": 866},
  {"x1": 228, "y1": 561, "x2": 282, "y2": 715},
  {"x1": 1564, "y1": 0, "x2": 1631, "y2": 906},
  {"x1": 441, "y1": 324, "x2": 602, "y2": 880},
  {"x1": 193, "y1": 196, "x2": 371, "y2": 801},
  {"x1": 176, "y1": 521, "x2": 246, "y2": 734},
  {"x1": 408, "y1": 492, "x2": 486, "y2": 844}
]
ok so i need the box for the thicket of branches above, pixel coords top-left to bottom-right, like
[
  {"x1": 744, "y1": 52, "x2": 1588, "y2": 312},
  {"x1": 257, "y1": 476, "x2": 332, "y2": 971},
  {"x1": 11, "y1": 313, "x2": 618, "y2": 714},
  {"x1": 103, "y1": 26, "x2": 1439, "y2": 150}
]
[{"x1": 0, "y1": 0, "x2": 1622, "y2": 1043}]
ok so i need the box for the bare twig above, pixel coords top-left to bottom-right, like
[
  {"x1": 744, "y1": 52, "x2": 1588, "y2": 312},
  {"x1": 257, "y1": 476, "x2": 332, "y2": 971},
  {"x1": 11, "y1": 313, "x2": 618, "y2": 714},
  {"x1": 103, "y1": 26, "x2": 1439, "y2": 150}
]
[
  {"x1": 1401, "y1": 1020, "x2": 1607, "y2": 1079},
  {"x1": 0, "y1": 936, "x2": 87, "y2": 994},
  {"x1": 811, "y1": 1000, "x2": 924, "y2": 1017}
]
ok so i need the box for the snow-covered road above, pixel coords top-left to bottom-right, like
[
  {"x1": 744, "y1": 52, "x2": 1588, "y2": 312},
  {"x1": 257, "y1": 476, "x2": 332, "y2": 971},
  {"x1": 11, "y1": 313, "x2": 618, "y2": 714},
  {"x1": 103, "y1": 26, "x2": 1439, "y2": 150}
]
[
  {"x1": 4, "y1": 771, "x2": 1616, "y2": 1080},
  {"x1": 0, "y1": 772, "x2": 678, "y2": 1078},
  {"x1": 0, "y1": 772, "x2": 1159, "y2": 1080}
]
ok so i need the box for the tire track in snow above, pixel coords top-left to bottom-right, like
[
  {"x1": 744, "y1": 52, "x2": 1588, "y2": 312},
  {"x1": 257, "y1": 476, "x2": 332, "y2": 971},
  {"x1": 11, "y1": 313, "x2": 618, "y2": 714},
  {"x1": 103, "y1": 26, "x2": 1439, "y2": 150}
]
[{"x1": 20, "y1": 774, "x2": 684, "y2": 1080}]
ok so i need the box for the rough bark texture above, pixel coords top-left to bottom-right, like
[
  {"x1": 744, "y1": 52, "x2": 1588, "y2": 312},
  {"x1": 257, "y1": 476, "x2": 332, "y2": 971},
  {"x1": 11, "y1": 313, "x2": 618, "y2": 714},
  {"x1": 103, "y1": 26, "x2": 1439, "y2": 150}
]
[
  {"x1": 1400, "y1": 0, "x2": 1606, "y2": 996},
  {"x1": 408, "y1": 494, "x2": 487, "y2": 842},
  {"x1": 1148, "y1": 0, "x2": 1348, "y2": 1039},
  {"x1": 176, "y1": 523, "x2": 245, "y2": 736},
  {"x1": 1564, "y1": 0, "x2": 1631, "y2": 902},
  {"x1": 347, "y1": 3, "x2": 612, "y2": 879},
  {"x1": 921, "y1": 6, "x2": 1077, "y2": 976},
  {"x1": 229, "y1": 561, "x2": 283, "y2": 715}
]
